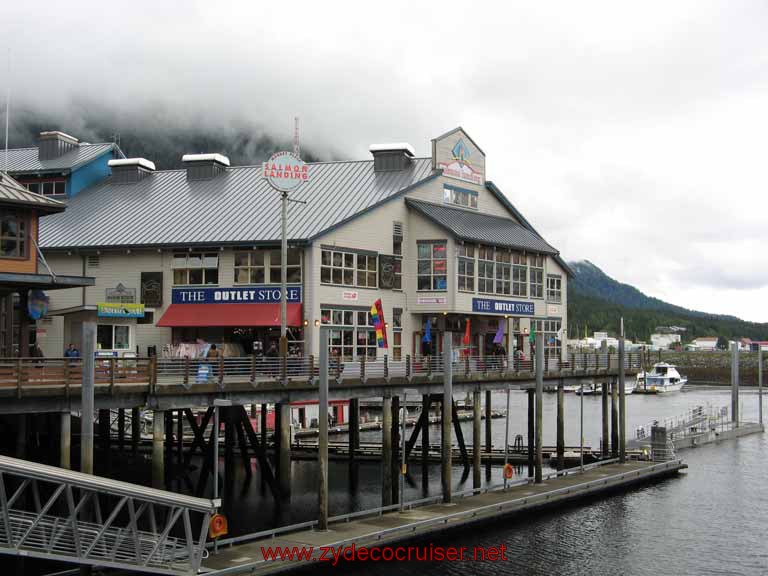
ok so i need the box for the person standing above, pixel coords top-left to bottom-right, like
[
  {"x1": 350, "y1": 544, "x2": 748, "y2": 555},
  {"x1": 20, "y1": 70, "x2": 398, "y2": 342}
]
[{"x1": 64, "y1": 343, "x2": 80, "y2": 358}]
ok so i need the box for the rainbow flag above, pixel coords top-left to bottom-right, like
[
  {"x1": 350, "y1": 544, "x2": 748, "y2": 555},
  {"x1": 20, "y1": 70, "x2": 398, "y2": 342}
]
[{"x1": 370, "y1": 299, "x2": 388, "y2": 349}]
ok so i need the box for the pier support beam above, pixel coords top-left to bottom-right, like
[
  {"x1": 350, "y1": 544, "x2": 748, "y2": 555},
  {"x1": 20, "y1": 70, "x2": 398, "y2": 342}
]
[
  {"x1": 131, "y1": 407, "x2": 140, "y2": 458},
  {"x1": 80, "y1": 322, "x2": 95, "y2": 476},
  {"x1": 535, "y1": 334, "x2": 543, "y2": 483},
  {"x1": 731, "y1": 342, "x2": 739, "y2": 427},
  {"x1": 152, "y1": 409, "x2": 165, "y2": 489},
  {"x1": 261, "y1": 404, "x2": 268, "y2": 448},
  {"x1": 318, "y1": 328, "x2": 329, "y2": 530},
  {"x1": 277, "y1": 403, "x2": 291, "y2": 496},
  {"x1": 611, "y1": 379, "x2": 619, "y2": 458},
  {"x1": 473, "y1": 390, "x2": 481, "y2": 489},
  {"x1": 381, "y1": 394, "x2": 393, "y2": 507},
  {"x1": 349, "y1": 398, "x2": 360, "y2": 460},
  {"x1": 391, "y1": 396, "x2": 401, "y2": 505},
  {"x1": 442, "y1": 332, "x2": 453, "y2": 503},
  {"x1": 601, "y1": 382, "x2": 609, "y2": 457},
  {"x1": 422, "y1": 394, "x2": 430, "y2": 466},
  {"x1": 60, "y1": 412, "x2": 71, "y2": 470},
  {"x1": 99, "y1": 409, "x2": 110, "y2": 469},
  {"x1": 117, "y1": 408, "x2": 125, "y2": 454},
  {"x1": 527, "y1": 389, "x2": 534, "y2": 478},
  {"x1": 556, "y1": 380, "x2": 565, "y2": 470},
  {"x1": 619, "y1": 334, "x2": 626, "y2": 463},
  {"x1": 484, "y1": 390, "x2": 492, "y2": 453}
]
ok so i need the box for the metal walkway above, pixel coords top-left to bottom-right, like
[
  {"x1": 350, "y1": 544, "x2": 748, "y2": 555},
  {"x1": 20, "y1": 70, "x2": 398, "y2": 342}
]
[{"x1": 0, "y1": 455, "x2": 217, "y2": 575}]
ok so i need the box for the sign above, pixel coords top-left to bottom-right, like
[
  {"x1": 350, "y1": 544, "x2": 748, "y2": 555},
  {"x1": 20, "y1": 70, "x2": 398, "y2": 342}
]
[
  {"x1": 262, "y1": 151, "x2": 310, "y2": 192},
  {"x1": 27, "y1": 290, "x2": 49, "y2": 320},
  {"x1": 342, "y1": 290, "x2": 359, "y2": 301},
  {"x1": 378, "y1": 255, "x2": 395, "y2": 289},
  {"x1": 436, "y1": 138, "x2": 483, "y2": 185},
  {"x1": 472, "y1": 298, "x2": 535, "y2": 316},
  {"x1": 417, "y1": 296, "x2": 447, "y2": 305},
  {"x1": 106, "y1": 283, "x2": 136, "y2": 303},
  {"x1": 547, "y1": 305, "x2": 559, "y2": 316},
  {"x1": 171, "y1": 286, "x2": 302, "y2": 305},
  {"x1": 97, "y1": 303, "x2": 145, "y2": 318},
  {"x1": 141, "y1": 272, "x2": 163, "y2": 308}
]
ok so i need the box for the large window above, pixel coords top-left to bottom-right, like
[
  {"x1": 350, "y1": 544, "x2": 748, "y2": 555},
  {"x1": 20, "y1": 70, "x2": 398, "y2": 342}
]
[
  {"x1": 321, "y1": 249, "x2": 355, "y2": 286},
  {"x1": 268, "y1": 249, "x2": 302, "y2": 284},
  {"x1": 457, "y1": 243, "x2": 475, "y2": 292},
  {"x1": 321, "y1": 307, "x2": 378, "y2": 360},
  {"x1": 356, "y1": 254, "x2": 378, "y2": 287},
  {"x1": 393, "y1": 229, "x2": 403, "y2": 290},
  {"x1": 495, "y1": 249, "x2": 511, "y2": 295},
  {"x1": 443, "y1": 185, "x2": 478, "y2": 209},
  {"x1": 530, "y1": 254, "x2": 544, "y2": 299},
  {"x1": 547, "y1": 274, "x2": 562, "y2": 303},
  {"x1": 173, "y1": 252, "x2": 219, "y2": 285},
  {"x1": 533, "y1": 319, "x2": 562, "y2": 359},
  {"x1": 392, "y1": 308, "x2": 403, "y2": 360},
  {"x1": 21, "y1": 178, "x2": 65, "y2": 196},
  {"x1": 97, "y1": 324, "x2": 130, "y2": 351},
  {"x1": 0, "y1": 212, "x2": 27, "y2": 259},
  {"x1": 417, "y1": 242, "x2": 447, "y2": 291},
  {"x1": 234, "y1": 251, "x2": 265, "y2": 284},
  {"x1": 478, "y1": 246, "x2": 494, "y2": 294},
  {"x1": 512, "y1": 253, "x2": 527, "y2": 297}
]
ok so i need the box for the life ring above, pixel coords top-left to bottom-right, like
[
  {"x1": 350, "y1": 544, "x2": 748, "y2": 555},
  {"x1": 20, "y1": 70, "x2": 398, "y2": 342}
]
[
  {"x1": 503, "y1": 463, "x2": 514, "y2": 479},
  {"x1": 209, "y1": 513, "x2": 229, "y2": 539}
]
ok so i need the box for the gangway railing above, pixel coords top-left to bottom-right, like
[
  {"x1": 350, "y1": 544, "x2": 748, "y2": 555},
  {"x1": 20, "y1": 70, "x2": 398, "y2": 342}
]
[{"x1": 0, "y1": 455, "x2": 216, "y2": 575}]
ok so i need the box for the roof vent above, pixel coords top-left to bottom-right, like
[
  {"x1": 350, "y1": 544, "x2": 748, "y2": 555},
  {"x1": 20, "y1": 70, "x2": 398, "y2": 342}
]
[
  {"x1": 182, "y1": 153, "x2": 230, "y2": 181},
  {"x1": 370, "y1": 143, "x2": 415, "y2": 172},
  {"x1": 109, "y1": 158, "x2": 156, "y2": 184},
  {"x1": 38, "y1": 131, "x2": 79, "y2": 161}
]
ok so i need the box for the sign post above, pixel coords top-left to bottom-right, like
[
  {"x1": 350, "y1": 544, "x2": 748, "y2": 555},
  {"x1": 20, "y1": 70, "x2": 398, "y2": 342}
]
[{"x1": 262, "y1": 151, "x2": 309, "y2": 383}]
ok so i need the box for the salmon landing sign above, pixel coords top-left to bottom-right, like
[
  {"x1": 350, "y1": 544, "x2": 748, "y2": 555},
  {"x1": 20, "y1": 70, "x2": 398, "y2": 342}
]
[{"x1": 262, "y1": 151, "x2": 310, "y2": 192}]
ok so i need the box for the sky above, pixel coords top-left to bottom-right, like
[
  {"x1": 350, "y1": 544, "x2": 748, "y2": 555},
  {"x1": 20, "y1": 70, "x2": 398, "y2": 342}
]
[{"x1": 3, "y1": 1, "x2": 767, "y2": 321}]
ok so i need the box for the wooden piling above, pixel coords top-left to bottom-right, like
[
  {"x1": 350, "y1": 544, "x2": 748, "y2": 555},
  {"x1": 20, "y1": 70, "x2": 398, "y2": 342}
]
[
  {"x1": 556, "y1": 379, "x2": 565, "y2": 470},
  {"x1": 391, "y1": 396, "x2": 400, "y2": 505},
  {"x1": 611, "y1": 379, "x2": 619, "y2": 458},
  {"x1": 601, "y1": 382, "x2": 609, "y2": 457},
  {"x1": 60, "y1": 412, "x2": 71, "y2": 470},
  {"x1": 535, "y1": 334, "x2": 543, "y2": 483},
  {"x1": 442, "y1": 332, "x2": 453, "y2": 502},
  {"x1": 527, "y1": 389, "x2": 534, "y2": 478},
  {"x1": 381, "y1": 394, "x2": 393, "y2": 507},
  {"x1": 349, "y1": 398, "x2": 360, "y2": 460},
  {"x1": 473, "y1": 389, "x2": 481, "y2": 489},
  {"x1": 152, "y1": 409, "x2": 165, "y2": 489}
]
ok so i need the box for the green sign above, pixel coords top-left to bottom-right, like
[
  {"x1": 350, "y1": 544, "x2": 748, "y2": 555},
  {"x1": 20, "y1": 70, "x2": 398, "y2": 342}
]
[{"x1": 97, "y1": 303, "x2": 145, "y2": 318}]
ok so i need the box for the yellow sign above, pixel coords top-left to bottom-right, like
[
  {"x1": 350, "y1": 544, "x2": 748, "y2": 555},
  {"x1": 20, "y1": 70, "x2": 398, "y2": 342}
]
[{"x1": 96, "y1": 303, "x2": 145, "y2": 318}]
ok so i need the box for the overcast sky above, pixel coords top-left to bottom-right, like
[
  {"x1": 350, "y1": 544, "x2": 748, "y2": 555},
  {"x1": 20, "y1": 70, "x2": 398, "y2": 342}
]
[{"x1": 3, "y1": 1, "x2": 767, "y2": 321}]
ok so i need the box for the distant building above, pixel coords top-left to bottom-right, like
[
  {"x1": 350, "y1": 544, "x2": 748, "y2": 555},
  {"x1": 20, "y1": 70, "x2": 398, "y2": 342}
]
[
  {"x1": 750, "y1": 341, "x2": 768, "y2": 352},
  {"x1": 655, "y1": 326, "x2": 687, "y2": 334},
  {"x1": 692, "y1": 336, "x2": 718, "y2": 351},
  {"x1": 651, "y1": 333, "x2": 681, "y2": 350},
  {"x1": 4, "y1": 131, "x2": 123, "y2": 198},
  {"x1": 738, "y1": 338, "x2": 752, "y2": 352}
]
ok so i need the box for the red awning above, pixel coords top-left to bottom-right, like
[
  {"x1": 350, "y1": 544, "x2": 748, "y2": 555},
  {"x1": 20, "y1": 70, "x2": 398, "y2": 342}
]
[{"x1": 157, "y1": 303, "x2": 303, "y2": 327}]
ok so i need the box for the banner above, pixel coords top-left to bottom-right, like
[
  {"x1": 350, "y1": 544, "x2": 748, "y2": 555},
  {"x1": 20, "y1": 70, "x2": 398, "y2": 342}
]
[
  {"x1": 171, "y1": 286, "x2": 302, "y2": 304},
  {"x1": 97, "y1": 303, "x2": 145, "y2": 318}
]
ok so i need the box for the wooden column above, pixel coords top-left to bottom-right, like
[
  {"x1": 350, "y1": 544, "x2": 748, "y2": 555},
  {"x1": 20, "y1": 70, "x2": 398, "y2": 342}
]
[{"x1": 472, "y1": 389, "x2": 481, "y2": 488}]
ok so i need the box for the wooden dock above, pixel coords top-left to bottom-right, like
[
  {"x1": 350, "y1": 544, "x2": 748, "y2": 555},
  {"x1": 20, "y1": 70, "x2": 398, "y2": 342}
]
[{"x1": 201, "y1": 459, "x2": 686, "y2": 575}]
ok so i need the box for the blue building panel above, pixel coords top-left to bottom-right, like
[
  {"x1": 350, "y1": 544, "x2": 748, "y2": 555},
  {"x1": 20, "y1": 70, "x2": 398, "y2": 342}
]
[{"x1": 69, "y1": 151, "x2": 113, "y2": 197}]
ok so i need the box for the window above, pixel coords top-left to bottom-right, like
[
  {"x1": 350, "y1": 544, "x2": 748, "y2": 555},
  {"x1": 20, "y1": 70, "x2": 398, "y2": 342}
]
[
  {"x1": 269, "y1": 249, "x2": 302, "y2": 284},
  {"x1": 21, "y1": 178, "x2": 65, "y2": 196},
  {"x1": 137, "y1": 311, "x2": 154, "y2": 325},
  {"x1": 512, "y1": 252, "x2": 527, "y2": 297},
  {"x1": 547, "y1": 274, "x2": 562, "y2": 303},
  {"x1": 443, "y1": 186, "x2": 478, "y2": 209},
  {"x1": 495, "y1": 249, "x2": 511, "y2": 295},
  {"x1": 478, "y1": 246, "x2": 494, "y2": 293},
  {"x1": 457, "y1": 243, "x2": 475, "y2": 292},
  {"x1": 417, "y1": 241, "x2": 447, "y2": 291},
  {"x1": 97, "y1": 324, "x2": 130, "y2": 350},
  {"x1": 173, "y1": 252, "x2": 219, "y2": 285},
  {"x1": 533, "y1": 319, "x2": 562, "y2": 359},
  {"x1": 234, "y1": 251, "x2": 265, "y2": 284},
  {"x1": 393, "y1": 257, "x2": 402, "y2": 290},
  {"x1": 530, "y1": 254, "x2": 544, "y2": 299},
  {"x1": 321, "y1": 307, "x2": 377, "y2": 360},
  {"x1": 393, "y1": 224, "x2": 403, "y2": 290},
  {"x1": 392, "y1": 308, "x2": 403, "y2": 360},
  {"x1": 0, "y1": 212, "x2": 27, "y2": 258},
  {"x1": 356, "y1": 254, "x2": 378, "y2": 287},
  {"x1": 321, "y1": 249, "x2": 355, "y2": 286}
]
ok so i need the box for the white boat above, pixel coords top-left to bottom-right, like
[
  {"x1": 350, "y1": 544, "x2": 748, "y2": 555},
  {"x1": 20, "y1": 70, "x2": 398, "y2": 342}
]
[
  {"x1": 635, "y1": 363, "x2": 687, "y2": 394},
  {"x1": 575, "y1": 381, "x2": 634, "y2": 395}
]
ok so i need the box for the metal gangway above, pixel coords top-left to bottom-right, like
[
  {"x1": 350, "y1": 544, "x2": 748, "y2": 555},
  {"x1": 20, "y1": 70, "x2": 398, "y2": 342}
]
[{"x1": 0, "y1": 455, "x2": 217, "y2": 575}]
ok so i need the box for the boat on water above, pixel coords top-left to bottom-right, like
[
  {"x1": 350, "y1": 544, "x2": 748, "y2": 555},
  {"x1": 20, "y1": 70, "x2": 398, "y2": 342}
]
[
  {"x1": 634, "y1": 362, "x2": 687, "y2": 394},
  {"x1": 574, "y1": 382, "x2": 634, "y2": 395}
]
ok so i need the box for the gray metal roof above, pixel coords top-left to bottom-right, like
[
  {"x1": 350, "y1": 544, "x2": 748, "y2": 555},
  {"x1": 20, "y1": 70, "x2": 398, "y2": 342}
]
[
  {"x1": 406, "y1": 198, "x2": 558, "y2": 255},
  {"x1": 3, "y1": 143, "x2": 119, "y2": 174},
  {"x1": 39, "y1": 158, "x2": 435, "y2": 249},
  {"x1": 0, "y1": 173, "x2": 65, "y2": 212}
]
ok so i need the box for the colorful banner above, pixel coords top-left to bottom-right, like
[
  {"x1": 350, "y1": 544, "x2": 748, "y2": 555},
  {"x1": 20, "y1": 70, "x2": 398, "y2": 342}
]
[
  {"x1": 370, "y1": 298, "x2": 388, "y2": 349},
  {"x1": 28, "y1": 290, "x2": 49, "y2": 320},
  {"x1": 97, "y1": 303, "x2": 145, "y2": 318}
]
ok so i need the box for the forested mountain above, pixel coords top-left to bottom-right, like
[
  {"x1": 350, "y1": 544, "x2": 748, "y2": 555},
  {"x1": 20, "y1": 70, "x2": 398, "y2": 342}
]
[{"x1": 568, "y1": 261, "x2": 768, "y2": 342}]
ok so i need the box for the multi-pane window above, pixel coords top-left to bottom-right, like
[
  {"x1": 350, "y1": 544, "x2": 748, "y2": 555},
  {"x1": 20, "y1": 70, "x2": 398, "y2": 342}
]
[
  {"x1": 530, "y1": 255, "x2": 544, "y2": 299},
  {"x1": 21, "y1": 179, "x2": 65, "y2": 196},
  {"x1": 392, "y1": 307, "x2": 403, "y2": 361},
  {"x1": 234, "y1": 251, "x2": 265, "y2": 284},
  {"x1": 478, "y1": 246, "x2": 494, "y2": 294},
  {"x1": 173, "y1": 252, "x2": 219, "y2": 285},
  {"x1": 321, "y1": 308, "x2": 378, "y2": 360},
  {"x1": 495, "y1": 250, "x2": 511, "y2": 295},
  {"x1": 417, "y1": 242, "x2": 447, "y2": 291},
  {"x1": 356, "y1": 254, "x2": 378, "y2": 287},
  {"x1": 321, "y1": 249, "x2": 355, "y2": 286},
  {"x1": 512, "y1": 253, "x2": 527, "y2": 297},
  {"x1": 0, "y1": 212, "x2": 27, "y2": 258},
  {"x1": 457, "y1": 243, "x2": 475, "y2": 292},
  {"x1": 547, "y1": 274, "x2": 562, "y2": 303},
  {"x1": 97, "y1": 324, "x2": 130, "y2": 350},
  {"x1": 269, "y1": 249, "x2": 302, "y2": 284},
  {"x1": 533, "y1": 319, "x2": 562, "y2": 358},
  {"x1": 393, "y1": 258, "x2": 402, "y2": 290},
  {"x1": 356, "y1": 311, "x2": 378, "y2": 359},
  {"x1": 443, "y1": 186, "x2": 478, "y2": 209},
  {"x1": 393, "y1": 229, "x2": 403, "y2": 290}
]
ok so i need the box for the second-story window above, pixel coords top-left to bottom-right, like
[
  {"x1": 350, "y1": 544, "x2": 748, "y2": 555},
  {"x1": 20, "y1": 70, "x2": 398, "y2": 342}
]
[
  {"x1": 0, "y1": 211, "x2": 27, "y2": 258},
  {"x1": 356, "y1": 254, "x2": 378, "y2": 287},
  {"x1": 269, "y1": 249, "x2": 302, "y2": 283},
  {"x1": 512, "y1": 252, "x2": 527, "y2": 297},
  {"x1": 321, "y1": 249, "x2": 355, "y2": 286},
  {"x1": 547, "y1": 274, "x2": 562, "y2": 303},
  {"x1": 530, "y1": 254, "x2": 544, "y2": 299},
  {"x1": 234, "y1": 251, "x2": 265, "y2": 284},
  {"x1": 173, "y1": 252, "x2": 219, "y2": 285},
  {"x1": 457, "y1": 243, "x2": 475, "y2": 292},
  {"x1": 495, "y1": 249, "x2": 511, "y2": 295},
  {"x1": 477, "y1": 246, "x2": 494, "y2": 294},
  {"x1": 393, "y1": 223, "x2": 403, "y2": 290},
  {"x1": 417, "y1": 241, "x2": 447, "y2": 291}
]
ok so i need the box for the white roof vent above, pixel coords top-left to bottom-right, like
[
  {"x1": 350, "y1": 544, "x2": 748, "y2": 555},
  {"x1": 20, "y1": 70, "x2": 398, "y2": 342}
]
[
  {"x1": 369, "y1": 143, "x2": 415, "y2": 157},
  {"x1": 182, "y1": 153, "x2": 231, "y2": 167},
  {"x1": 109, "y1": 158, "x2": 156, "y2": 171},
  {"x1": 182, "y1": 153, "x2": 230, "y2": 181},
  {"x1": 109, "y1": 158, "x2": 156, "y2": 184}
]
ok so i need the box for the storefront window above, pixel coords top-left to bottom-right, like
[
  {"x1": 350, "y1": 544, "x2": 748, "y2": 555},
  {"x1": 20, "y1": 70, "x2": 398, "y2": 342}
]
[
  {"x1": 478, "y1": 246, "x2": 494, "y2": 294},
  {"x1": 356, "y1": 254, "x2": 378, "y2": 287},
  {"x1": 173, "y1": 252, "x2": 219, "y2": 285},
  {"x1": 495, "y1": 249, "x2": 511, "y2": 295},
  {"x1": 512, "y1": 253, "x2": 527, "y2": 297},
  {"x1": 417, "y1": 241, "x2": 447, "y2": 291},
  {"x1": 547, "y1": 274, "x2": 562, "y2": 303},
  {"x1": 97, "y1": 324, "x2": 130, "y2": 351},
  {"x1": 321, "y1": 307, "x2": 380, "y2": 360},
  {"x1": 457, "y1": 243, "x2": 475, "y2": 292},
  {"x1": 533, "y1": 319, "x2": 562, "y2": 358},
  {"x1": 321, "y1": 249, "x2": 355, "y2": 286},
  {"x1": 530, "y1": 255, "x2": 544, "y2": 299},
  {"x1": 0, "y1": 211, "x2": 27, "y2": 259}
]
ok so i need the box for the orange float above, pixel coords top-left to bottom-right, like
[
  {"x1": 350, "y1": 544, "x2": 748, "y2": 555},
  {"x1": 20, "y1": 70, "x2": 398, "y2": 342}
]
[
  {"x1": 503, "y1": 463, "x2": 514, "y2": 479},
  {"x1": 209, "y1": 514, "x2": 229, "y2": 539}
]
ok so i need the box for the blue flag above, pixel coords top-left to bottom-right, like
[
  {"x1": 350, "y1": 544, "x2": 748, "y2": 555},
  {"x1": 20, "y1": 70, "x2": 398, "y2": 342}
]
[{"x1": 422, "y1": 318, "x2": 432, "y2": 343}]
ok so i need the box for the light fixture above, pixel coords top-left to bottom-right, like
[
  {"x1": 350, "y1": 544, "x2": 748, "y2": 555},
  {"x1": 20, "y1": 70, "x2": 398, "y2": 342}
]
[
  {"x1": 303, "y1": 319, "x2": 309, "y2": 327},
  {"x1": 442, "y1": 311, "x2": 448, "y2": 316},
  {"x1": 505, "y1": 315, "x2": 509, "y2": 319},
  {"x1": 314, "y1": 319, "x2": 320, "y2": 327},
  {"x1": 385, "y1": 322, "x2": 389, "y2": 329}
]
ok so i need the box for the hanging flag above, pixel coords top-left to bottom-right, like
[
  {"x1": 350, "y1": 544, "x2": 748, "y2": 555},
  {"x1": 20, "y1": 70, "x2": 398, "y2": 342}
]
[
  {"x1": 529, "y1": 322, "x2": 536, "y2": 344},
  {"x1": 370, "y1": 299, "x2": 388, "y2": 348},
  {"x1": 422, "y1": 318, "x2": 432, "y2": 343},
  {"x1": 463, "y1": 318, "x2": 471, "y2": 346},
  {"x1": 493, "y1": 319, "x2": 505, "y2": 344}
]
